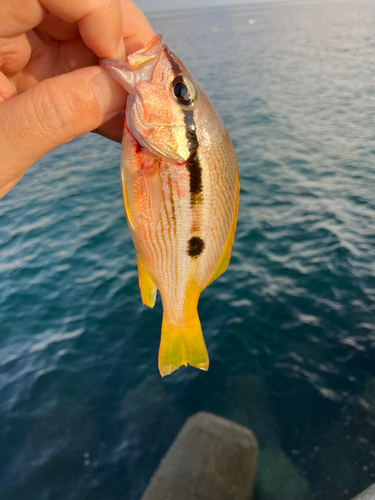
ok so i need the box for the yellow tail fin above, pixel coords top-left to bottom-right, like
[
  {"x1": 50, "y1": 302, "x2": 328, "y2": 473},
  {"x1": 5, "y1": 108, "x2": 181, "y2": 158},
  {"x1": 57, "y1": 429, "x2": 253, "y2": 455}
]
[
  {"x1": 158, "y1": 313, "x2": 209, "y2": 377},
  {"x1": 159, "y1": 282, "x2": 209, "y2": 377}
]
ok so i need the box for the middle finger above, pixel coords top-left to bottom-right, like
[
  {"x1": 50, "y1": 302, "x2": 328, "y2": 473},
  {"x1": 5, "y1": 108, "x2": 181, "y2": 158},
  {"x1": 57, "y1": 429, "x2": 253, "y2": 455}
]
[{"x1": 0, "y1": 33, "x2": 32, "y2": 76}]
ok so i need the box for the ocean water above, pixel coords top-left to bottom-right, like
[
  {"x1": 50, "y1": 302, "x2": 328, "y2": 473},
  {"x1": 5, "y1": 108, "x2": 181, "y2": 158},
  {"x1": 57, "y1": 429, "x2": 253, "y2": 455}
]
[{"x1": 1, "y1": 1, "x2": 375, "y2": 499}]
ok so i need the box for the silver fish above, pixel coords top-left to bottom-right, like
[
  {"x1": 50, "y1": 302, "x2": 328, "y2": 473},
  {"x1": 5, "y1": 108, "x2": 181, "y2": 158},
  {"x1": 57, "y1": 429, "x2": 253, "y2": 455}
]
[{"x1": 100, "y1": 35, "x2": 239, "y2": 376}]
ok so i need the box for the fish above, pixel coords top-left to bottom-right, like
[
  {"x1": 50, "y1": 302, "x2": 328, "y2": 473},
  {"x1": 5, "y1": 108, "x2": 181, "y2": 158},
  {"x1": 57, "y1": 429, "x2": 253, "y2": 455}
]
[{"x1": 100, "y1": 35, "x2": 239, "y2": 377}]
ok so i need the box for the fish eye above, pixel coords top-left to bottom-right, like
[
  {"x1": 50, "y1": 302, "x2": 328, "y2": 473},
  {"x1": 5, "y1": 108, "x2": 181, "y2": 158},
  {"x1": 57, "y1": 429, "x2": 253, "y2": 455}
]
[{"x1": 171, "y1": 76, "x2": 198, "y2": 107}]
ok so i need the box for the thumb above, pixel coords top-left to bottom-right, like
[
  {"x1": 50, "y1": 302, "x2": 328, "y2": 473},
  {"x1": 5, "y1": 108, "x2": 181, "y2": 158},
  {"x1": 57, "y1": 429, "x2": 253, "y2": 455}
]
[{"x1": 0, "y1": 66, "x2": 126, "y2": 197}]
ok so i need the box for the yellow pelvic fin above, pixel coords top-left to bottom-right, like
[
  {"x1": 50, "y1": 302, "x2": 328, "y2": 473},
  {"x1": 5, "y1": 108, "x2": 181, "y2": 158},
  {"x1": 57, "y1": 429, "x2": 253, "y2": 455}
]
[
  {"x1": 158, "y1": 282, "x2": 209, "y2": 377},
  {"x1": 121, "y1": 171, "x2": 135, "y2": 230},
  {"x1": 137, "y1": 256, "x2": 157, "y2": 308}
]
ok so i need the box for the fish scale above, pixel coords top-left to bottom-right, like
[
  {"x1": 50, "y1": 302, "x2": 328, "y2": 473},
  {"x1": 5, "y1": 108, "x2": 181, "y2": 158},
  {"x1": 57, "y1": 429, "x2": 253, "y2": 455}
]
[{"x1": 100, "y1": 35, "x2": 239, "y2": 376}]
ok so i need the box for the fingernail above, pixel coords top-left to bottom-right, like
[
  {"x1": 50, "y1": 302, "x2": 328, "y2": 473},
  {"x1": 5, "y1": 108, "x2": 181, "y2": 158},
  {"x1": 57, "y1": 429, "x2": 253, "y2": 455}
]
[
  {"x1": 91, "y1": 68, "x2": 127, "y2": 120},
  {"x1": 117, "y1": 38, "x2": 126, "y2": 61}
]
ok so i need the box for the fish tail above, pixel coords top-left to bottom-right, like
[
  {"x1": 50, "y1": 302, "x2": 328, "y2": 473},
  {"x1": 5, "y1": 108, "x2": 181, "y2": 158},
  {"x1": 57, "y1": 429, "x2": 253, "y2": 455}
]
[
  {"x1": 158, "y1": 283, "x2": 209, "y2": 377},
  {"x1": 159, "y1": 315, "x2": 209, "y2": 377}
]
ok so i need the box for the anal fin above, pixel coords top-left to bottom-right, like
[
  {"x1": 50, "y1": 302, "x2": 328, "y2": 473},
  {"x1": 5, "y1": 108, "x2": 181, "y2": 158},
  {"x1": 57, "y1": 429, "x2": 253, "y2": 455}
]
[
  {"x1": 137, "y1": 256, "x2": 157, "y2": 308},
  {"x1": 206, "y1": 215, "x2": 237, "y2": 288}
]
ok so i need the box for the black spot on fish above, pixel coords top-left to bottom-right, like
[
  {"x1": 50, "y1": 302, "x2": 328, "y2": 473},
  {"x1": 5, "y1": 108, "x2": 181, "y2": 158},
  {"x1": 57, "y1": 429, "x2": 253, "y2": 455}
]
[
  {"x1": 183, "y1": 111, "x2": 199, "y2": 151},
  {"x1": 187, "y1": 236, "x2": 205, "y2": 257},
  {"x1": 135, "y1": 141, "x2": 143, "y2": 153},
  {"x1": 186, "y1": 151, "x2": 202, "y2": 204}
]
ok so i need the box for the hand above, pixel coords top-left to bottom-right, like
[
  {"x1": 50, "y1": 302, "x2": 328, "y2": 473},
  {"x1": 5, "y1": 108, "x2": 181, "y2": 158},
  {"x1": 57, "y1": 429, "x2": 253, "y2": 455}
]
[{"x1": 0, "y1": 0, "x2": 155, "y2": 198}]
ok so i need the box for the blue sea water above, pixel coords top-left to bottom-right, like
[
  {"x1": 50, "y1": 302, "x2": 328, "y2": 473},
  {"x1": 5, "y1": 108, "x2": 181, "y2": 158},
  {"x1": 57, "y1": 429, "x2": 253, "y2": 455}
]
[{"x1": 1, "y1": 1, "x2": 375, "y2": 499}]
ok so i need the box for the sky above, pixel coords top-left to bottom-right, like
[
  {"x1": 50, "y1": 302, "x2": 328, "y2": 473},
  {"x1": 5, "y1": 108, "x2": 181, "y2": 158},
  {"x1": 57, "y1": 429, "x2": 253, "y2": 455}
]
[{"x1": 134, "y1": 0, "x2": 288, "y2": 14}]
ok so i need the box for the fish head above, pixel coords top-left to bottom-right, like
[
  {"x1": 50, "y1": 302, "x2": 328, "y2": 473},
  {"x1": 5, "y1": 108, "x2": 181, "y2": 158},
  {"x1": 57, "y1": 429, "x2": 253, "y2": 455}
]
[{"x1": 100, "y1": 35, "x2": 202, "y2": 164}]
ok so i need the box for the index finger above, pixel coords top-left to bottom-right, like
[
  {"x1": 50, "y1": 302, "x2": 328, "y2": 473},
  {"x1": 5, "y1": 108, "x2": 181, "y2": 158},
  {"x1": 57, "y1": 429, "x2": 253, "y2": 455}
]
[
  {"x1": 0, "y1": 0, "x2": 126, "y2": 60},
  {"x1": 42, "y1": 0, "x2": 126, "y2": 60}
]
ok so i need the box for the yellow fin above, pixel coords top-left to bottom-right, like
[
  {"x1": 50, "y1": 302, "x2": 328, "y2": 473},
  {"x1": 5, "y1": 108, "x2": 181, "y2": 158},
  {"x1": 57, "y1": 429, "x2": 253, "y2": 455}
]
[
  {"x1": 206, "y1": 208, "x2": 238, "y2": 287},
  {"x1": 121, "y1": 171, "x2": 135, "y2": 230},
  {"x1": 158, "y1": 282, "x2": 209, "y2": 377},
  {"x1": 206, "y1": 176, "x2": 239, "y2": 288},
  {"x1": 137, "y1": 256, "x2": 157, "y2": 308}
]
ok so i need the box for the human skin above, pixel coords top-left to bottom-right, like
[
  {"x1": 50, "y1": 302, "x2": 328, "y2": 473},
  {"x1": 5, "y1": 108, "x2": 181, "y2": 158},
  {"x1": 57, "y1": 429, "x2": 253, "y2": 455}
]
[{"x1": 0, "y1": 0, "x2": 155, "y2": 199}]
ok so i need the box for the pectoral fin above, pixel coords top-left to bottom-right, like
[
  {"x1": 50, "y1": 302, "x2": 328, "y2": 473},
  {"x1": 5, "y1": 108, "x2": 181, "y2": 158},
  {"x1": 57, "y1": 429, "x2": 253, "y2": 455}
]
[
  {"x1": 143, "y1": 160, "x2": 162, "y2": 229},
  {"x1": 137, "y1": 256, "x2": 157, "y2": 308}
]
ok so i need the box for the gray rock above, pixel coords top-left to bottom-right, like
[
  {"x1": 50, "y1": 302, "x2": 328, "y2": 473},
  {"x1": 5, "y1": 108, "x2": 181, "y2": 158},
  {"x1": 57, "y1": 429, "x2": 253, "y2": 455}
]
[
  {"x1": 140, "y1": 411, "x2": 258, "y2": 500},
  {"x1": 351, "y1": 483, "x2": 375, "y2": 500}
]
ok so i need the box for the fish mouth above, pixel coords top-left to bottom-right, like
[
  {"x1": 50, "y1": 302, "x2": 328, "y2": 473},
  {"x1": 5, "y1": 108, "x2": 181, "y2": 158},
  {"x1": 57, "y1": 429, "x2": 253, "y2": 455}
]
[
  {"x1": 127, "y1": 35, "x2": 164, "y2": 69},
  {"x1": 99, "y1": 35, "x2": 164, "y2": 96},
  {"x1": 99, "y1": 58, "x2": 137, "y2": 96}
]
